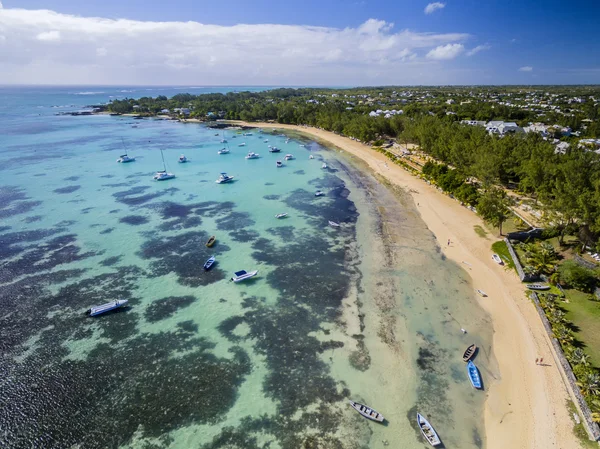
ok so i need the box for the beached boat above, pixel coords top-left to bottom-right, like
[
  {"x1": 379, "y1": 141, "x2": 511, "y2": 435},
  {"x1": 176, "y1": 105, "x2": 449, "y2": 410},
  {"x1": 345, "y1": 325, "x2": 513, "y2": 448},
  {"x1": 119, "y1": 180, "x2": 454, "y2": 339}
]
[
  {"x1": 154, "y1": 149, "x2": 175, "y2": 180},
  {"x1": 203, "y1": 256, "x2": 215, "y2": 271},
  {"x1": 117, "y1": 153, "x2": 135, "y2": 163},
  {"x1": 284, "y1": 154, "x2": 294, "y2": 160},
  {"x1": 276, "y1": 161, "x2": 283, "y2": 167},
  {"x1": 527, "y1": 284, "x2": 550, "y2": 290},
  {"x1": 322, "y1": 163, "x2": 328, "y2": 169},
  {"x1": 492, "y1": 254, "x2": 503, "y2": 265},
  {"x1": 328, "y1": 220, "x2": 340, "y2": 228},
  {"x1": 275, "y1": 213, "x2": 288, "y2": 219},
  {"x1": 87, "y1": 299, "x2": 128, "y2": 317},
  {"x1": 216, "y1": 173, "x2": 235, "y2": 184},
  {"x1": 231, "y1": 270, "x2": 258, "y2": 283},
  {"x1": 218, "y1": 148, "x2": 230, "y2": 154},
  {"x1": 315, "y1": 190, "x2": 325, "y2": 197},
  {"x1": 476, "y1": 289, "x2": 487, "y2": 297},
  {"x1": 245, "y1": 152, "x2": 259, "y2": 159},
  {"x1": 206, "y1": 235, "x2": 216, "y2": 247},
  {"x1": 178, "y1": 154, "x2": 189, "y2": 163},
  {"x1": 462, "y1": 344, "x2": 477, "y2": 362},
  {"x1": 417, "y1": 413, "x2": 441, "y2": 447},
  {"x1": 467, "y1": 360, "x2": 483, "y2": 389},
  {"x1": 269, "y1": 147, "x2": 281, "y2": 153},
  {"x1": 348, "y1": 400, "x2": 385, "y2": 423}
]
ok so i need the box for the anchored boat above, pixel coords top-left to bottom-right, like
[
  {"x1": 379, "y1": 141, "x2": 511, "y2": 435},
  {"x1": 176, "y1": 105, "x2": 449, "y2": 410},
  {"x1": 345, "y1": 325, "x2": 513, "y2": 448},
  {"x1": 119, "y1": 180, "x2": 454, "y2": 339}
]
[
  {"x1": 87, "y1": 299, "x2": 128, "y2": 317},
  {"x1": 117, "y1": 153, "x2": 135, "y2": 163},
  {"x1": 328, "y1": 220, "x2": 340, "y2": 228},
  {"x1": 315, "y1": 190, "x2": 325, "y2": 197},
  {"x1": 231, "y1": 270, "x2": 258, "y2": 283},
  {"x1": 154, "y1": 149, "x2": 175, "y2": 180},
  {"x1": 216, "y1": 173, "x2": 235, "y2": 184},
  {"x1": 206, "y1": 235, "x2": 216, "y2": 247},
  {"x1": 276, "y1": 161, "x2": 283, "y2": 167},
  {"x1": 203, "y1": 256, "x2": 215, "y2": 271},
  {"x1": 348, "y1": 400, "x2": 384, "y2": 423},
  {"x1": 275, "y1": 213, "x2": 288, "y2": 219},
  {"x1": 417, "y1": 413, "x2": 441, "y2": 447},
  {"x1": 178, "y1": 154, "x2": 189, "y2": 163},
  {"x1": 245, "y1": 152, "x2": 260, "y2": 159}
]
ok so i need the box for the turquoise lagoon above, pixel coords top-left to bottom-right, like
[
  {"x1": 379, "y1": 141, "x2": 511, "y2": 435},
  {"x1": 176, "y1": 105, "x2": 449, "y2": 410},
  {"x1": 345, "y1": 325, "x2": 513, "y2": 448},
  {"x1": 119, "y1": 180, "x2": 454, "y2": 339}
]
[{"x1": 0, "y1": 88, "x2": 494, "y2": 449}]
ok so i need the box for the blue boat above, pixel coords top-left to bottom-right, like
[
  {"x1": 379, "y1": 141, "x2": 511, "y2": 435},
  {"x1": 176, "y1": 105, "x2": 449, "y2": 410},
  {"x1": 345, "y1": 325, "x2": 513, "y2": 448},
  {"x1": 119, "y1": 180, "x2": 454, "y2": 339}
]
[
  {"x1": 467, "y1": 360, "x2": 482, "y2": 389},
  {"x1": 203, "y1": 256, "x2": 215, "y2": 270}
]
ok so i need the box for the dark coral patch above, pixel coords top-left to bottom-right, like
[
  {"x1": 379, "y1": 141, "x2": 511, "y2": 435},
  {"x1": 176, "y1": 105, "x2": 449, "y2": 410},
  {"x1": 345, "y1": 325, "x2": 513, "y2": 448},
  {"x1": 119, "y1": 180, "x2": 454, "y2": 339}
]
[
  {"x1": 53, "y1": 185, "x2": 81, "y2": 194},
  {"x1": 100, "y1": 256, "x2": 122, "y2": 267},
  {"x1": 120, "y1": 215, "x2": 149, "y2": 226},
  {"x1": 0, "y1": 186, "x2": 42, "y2": 219},
  {"x1": 145, "y1": 296, "x2": 196, "y2": 322}
]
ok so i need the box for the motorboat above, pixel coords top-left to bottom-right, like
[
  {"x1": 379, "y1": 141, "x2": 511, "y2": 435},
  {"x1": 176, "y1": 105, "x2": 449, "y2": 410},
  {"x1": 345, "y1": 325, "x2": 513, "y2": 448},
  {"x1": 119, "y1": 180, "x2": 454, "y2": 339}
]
[
  {"x1": 243, "y1": 132, "x2": 253, "y2": 136},
  {"x1": 264, "y1": 139, "x2": 269, "y2": 143},
  {"x1": 206, "y1": 235, "x2": 216, "y2": 247},
  {"x1": 328, "y1": 220, "x2": 340, "y2": 228},
  {"x1": 154, "y1": 149, "x2": 175, "y2": 180},
  {"x1": 315, "y1": 190, "x2": 325, "y2": 197},
  {"x1": 300, "y1": 144, "x2": 306, "y2": 147},
  {"x1": 467, "y1": 360, "x2": 483, "y2": 389},
  {"x1": 178, "y1": 154, "x2": 189, "y2": 163},
  {"x1": 284, "y1": 154, "x2": 294, "y2": 160},
  {"x1": 231, "y1": 270, "x2": 258, "y2": 283},
  {"x1": 238, "y1": 142, "x2": 246, "y2": 147},
  {"x1": 526, "y1": 284, "x2": 550, "y2": 291},
  {"x1": 276, "y1": 161, "x2": 283, "y2": 168},
  {"x1": 322, "y1": 163, "x2": 328, "y2": 169},
  {"x1": 218, "y1": 148, "x2": 230, "y2": 154},
  {"x1": 203, "y1": 256, "x2": 215, "y2": 271},
  {"x1": 417, "y1": 413, "x2": 441, "y2": 447},
  {"x1": 348, "y1": 400, "x2": 384, "y2": 423},
  {"x1": 216, "y1": 173, "x2": 235, "y2": 184},
  {"x1": 462, "y1": 344, "x2": 477, "y2": 362},
  {"x1": 309, "y1": 154, "x2": 314, "y2": 159},
  {"x1": 221, "y1": 139, "x2": 228, "y2": 143},
  {"x1": 117, "y1": 154, "x2": 135, "y2": 163},
  {"x1": 214, "y1": 133, "x2": 219, "y2": 136},
  {"x1": 269, "y1": 147, "x2": 281, "y2": 153},
  {"x1": 246, "y1": 152, "x2": 260, "y2": 159},
  {"x1": 476, "y1": 289, "x2": 487, "y2": 297},
  {"x1": 492, "y1": 254, "x2": 503, "y2": 265},
  {"x1": 275, "y1": 213, "x2": 288, "y2": 219},
  {"x1": 87, "y1": 299, "x2": 128, "y2": 317}
]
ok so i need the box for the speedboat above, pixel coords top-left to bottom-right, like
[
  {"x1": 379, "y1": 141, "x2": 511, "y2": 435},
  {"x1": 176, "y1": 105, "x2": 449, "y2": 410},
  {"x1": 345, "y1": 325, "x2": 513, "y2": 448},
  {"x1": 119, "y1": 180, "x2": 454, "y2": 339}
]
[
  {"x1": 467, "y1": 360, "x2": 483, "y2": 389},
  {"x1": 206, "y1": 235, "x2": 216, "y2": 247},
  {"x1": 348, "y1": 400, "x2": 384, "y2": 423},
  {"x1": 309, "y1": 154, "x2": 314, "y2": 159},
  {"x1": 275, "y1": 213, "x2": 288, "y2": 219},
  {"x1": 315, "y1": 190, "x2": 325, "y2": 197},
  {"x1": 492, "y1": 254, "x2": 503, "y2": 265},
  {"x1": 218, "y1": 148, "x2": 230, "y2": 154},
  {"x1": 203, "y1": 256, "x2": 215, "y2": 270},
  {"x1": 526, "y1": 284, "x2": 550, "y2": 290},
  {"x1": 87, "y1": 299, "x2": 128, "y2": 317},
  {"x1": 231, "y1": 270, "x2": 258, "y2": 283},
  {"x1": 216, "y1": 173, "x2": 235, "y2": 184},
  {"x1": 238, "y1": 142, "x2": 246, "y2": 147},
  {"x1": 463, "y1": 344, "x2": 477, "y2": 362},
  {"x1": 322, "y1": 162, "x2": 328, "y2": 169},
  {"x1": 243, "y1": 132, "x2": 253, "y2": 136},
  {"x1": 284, "y1": 154, "x2": 294, "y2": 160},
  {"x1": 417, "y1": 413, "x2": 441, "y2": 447},
  {"x1": 117, "y1": 154, "x2": 135, "y2": 163},
  {"x1": 178, "y1": 154, "x2": 189, "y2": 163},
  {"x1": 246, "y1": 152, "x2": 259, "y2": 159},
  {"x1": 328, "y1": 220, "x2": 340, "y2": 228},
  {"x1": 264, "y1": 139, "x2": 269, "y2": 143},
  {"x1": 221, "y1": 139, "x2": 228, "y2": 143},
  {"x1": 269, "y1": 147, "x2": 281, "y2": 153},
  {"x1": 276, "y1": 161, "x2": 283, "y2": 167},
  {"x1": 154, "y1": 170, "x2": 175, "y2": 181}
]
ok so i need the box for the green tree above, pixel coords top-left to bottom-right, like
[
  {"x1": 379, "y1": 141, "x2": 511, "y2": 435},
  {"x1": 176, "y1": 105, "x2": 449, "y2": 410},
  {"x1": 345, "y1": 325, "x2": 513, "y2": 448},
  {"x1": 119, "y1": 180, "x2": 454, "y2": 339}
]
[{"x1": 477, "y1": 187, "x2": 511, "y2": 235}]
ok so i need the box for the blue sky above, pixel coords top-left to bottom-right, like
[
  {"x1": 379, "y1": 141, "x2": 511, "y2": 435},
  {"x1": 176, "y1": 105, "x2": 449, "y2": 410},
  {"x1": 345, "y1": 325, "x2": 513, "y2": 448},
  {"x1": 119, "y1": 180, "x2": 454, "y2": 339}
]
[{"x1": 0, "y1": 0, "x2": 599, "y2": 85}]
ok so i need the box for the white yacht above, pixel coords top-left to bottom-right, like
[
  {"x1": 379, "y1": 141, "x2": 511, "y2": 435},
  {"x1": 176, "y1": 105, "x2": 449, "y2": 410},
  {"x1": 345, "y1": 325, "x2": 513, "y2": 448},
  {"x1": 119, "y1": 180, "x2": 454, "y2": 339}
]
[
  {"x1": 246, "y1": 152, "x2": 260, "y2": 159},
  {"x1": 117, "y1": 154, "x2": 135, "y2": 163},
  {"x1": 276, "y1": 160, "x2": 283, "y2": 167},
  {"x1": 284, "y1": 154, "x2": 294, "y2": 160},
  {"x1": 309, "y1": 154, "x2": 314, "y2": 159},
  {"x1": 216, "y1": 173, "x2": 235, "y2": 184},
  {"x1": 322, "y1": 162, "x2": 328, "y2": 169},
  {"x1": 269, "y1": 147, "x2": 281, "y2": 153},
  {"x1": 238, "y1": 142, "x2": 246, "y2": 147},
  {"x1": 178, "y1": 154, "x2": 189, "y2": 163},
  {"x1": 231, "y1": 270, "x2": 258, "y2": 283},
  {"x1": 315, "y1": 190, "x2": 325, "y2": 197},
  {"x1": 154, "y1": 149, "x2": 175, "y2": 180},
  {"x1": 218, "y1": 147, "x2": 230, "y2": 155}
]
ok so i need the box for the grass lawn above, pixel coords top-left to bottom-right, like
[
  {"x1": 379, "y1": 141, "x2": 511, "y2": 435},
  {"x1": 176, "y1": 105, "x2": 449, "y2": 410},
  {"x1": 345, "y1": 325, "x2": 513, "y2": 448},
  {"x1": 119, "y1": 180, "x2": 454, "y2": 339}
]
[
  {"x1": 562, "y1": 288, "x2": 600, "y2": 368},
  {"x1": 491, "y1": 240, "x2": 516, "y2": 272}
]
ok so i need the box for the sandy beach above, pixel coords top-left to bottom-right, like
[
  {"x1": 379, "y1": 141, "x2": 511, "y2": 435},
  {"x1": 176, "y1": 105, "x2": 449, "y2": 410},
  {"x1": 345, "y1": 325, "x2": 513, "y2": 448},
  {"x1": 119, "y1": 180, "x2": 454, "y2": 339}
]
[{"x1": 228, "y1": 121, "x2": 584, "y2": 449}]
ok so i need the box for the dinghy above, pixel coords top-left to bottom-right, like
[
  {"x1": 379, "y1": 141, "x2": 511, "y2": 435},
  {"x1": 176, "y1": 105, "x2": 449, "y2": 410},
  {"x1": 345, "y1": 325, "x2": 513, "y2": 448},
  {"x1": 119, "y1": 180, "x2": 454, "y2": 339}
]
[
  {"x1": 87, "y1": 299, "x2": 128, "y2": 317},
  {"x1": 206, "y1": 235, "x2": 216, "y2": 247},
  {"x1": 526, "y1": 284, "x2": 550, "y2": 290},
  {"x1": 467, "y1": 360, "x2": 483, "y2": 389},
  {"x1": 492, "y1": 253, "x2": 503, "y2": 265},
  {"x1": 462, "y1": 344, "x2": 477, "y2": 362},
  {"x1": 231, "y1": 270, "x2": 258, "y2": 283},
  {"x1": 203, "y1": 256, "x2": 215, "y2": 271},
  {"x1": 476, "y1": 289, "x2": 487, "y2": 297},
  {"x1": 348, "y1": 400, "x2": 384, "y2": 423},
  {"x1": 275, "y1": 213, "x2": 288, "y2": 219},
  {"x1": 328, "y1": 220, "x2": 340, "y2": 228},
  {"x1": 417, "y1": 413, "x2": 441, "y2": 447}
]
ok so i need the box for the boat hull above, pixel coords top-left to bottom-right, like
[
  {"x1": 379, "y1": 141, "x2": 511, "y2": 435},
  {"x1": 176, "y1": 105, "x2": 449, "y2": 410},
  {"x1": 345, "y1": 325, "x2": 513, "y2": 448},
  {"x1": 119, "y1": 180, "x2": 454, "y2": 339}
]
[
  {"x1": 87, "y1": 299, "x2": 128, "y2": 317},
  {"x1": 467, "y1": 361, "x2": 483, "y2": 389},
  {"x1": 206, "y1": 236, "x2": 216, "y2": 247},
  {"x1": 462, "y1": 344, "x2": 477, "y2": 362},
  {"x1": 417, "y1": 413, "x2": 441, "y2": 446}
]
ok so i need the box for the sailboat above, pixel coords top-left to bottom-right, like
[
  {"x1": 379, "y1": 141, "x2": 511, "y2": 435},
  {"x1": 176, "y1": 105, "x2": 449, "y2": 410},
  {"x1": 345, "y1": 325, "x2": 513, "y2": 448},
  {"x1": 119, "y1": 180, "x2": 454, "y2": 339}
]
[{"x1": 154, "y1": 149, "x2": 175, "y2": 181}]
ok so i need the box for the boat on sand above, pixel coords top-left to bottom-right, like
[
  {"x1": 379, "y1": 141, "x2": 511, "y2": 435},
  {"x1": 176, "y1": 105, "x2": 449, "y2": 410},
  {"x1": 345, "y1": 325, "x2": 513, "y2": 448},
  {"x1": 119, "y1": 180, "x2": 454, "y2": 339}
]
[
  {"x1": 492, "y1": 254, "x2": 503, "y2": 265},
  {"x1": 526, "y1": 284, "x2": 550, "y2": 290},
  {"x1": 417, "y1": 413, "x2": 441, "y2": 446}
]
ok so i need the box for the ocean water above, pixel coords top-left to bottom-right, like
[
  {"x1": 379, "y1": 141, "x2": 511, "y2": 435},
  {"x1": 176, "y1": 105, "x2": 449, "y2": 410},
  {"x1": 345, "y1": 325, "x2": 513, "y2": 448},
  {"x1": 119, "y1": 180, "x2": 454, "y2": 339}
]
[{"x1": 0, "y1": 87, "x2": 494, "y2": 449}]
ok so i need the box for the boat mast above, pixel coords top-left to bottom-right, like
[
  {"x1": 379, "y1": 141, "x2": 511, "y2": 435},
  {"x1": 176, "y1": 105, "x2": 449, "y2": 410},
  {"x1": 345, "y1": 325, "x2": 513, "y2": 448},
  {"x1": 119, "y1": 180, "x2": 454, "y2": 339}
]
[{"x1": 160, "y1": 149, "x2": 166, "y2": 171}]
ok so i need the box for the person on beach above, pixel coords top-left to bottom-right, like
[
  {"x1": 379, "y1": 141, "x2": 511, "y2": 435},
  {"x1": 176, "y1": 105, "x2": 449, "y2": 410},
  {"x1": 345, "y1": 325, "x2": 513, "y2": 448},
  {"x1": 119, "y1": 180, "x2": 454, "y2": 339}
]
[
  {"x1": 540, "y1": 357, "x2": 544, "y2": 365},
  {"x1": 535, "y1": 358, "x2": 539, "y2": 365},
  {"x1": 447, "y1": 239, "x2": 451, "y2": 246}
]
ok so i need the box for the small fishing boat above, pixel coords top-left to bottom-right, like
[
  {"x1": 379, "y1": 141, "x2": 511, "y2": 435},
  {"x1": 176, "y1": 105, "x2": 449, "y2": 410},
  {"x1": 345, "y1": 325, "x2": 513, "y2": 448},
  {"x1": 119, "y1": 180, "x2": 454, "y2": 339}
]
[
  {"x1": 315, "y1": 190, "x2": 325, "y2": 197},
  {"x1": 178, "y1": 154, "x2": 189, "y2": 163},
  {"x1": 203, "y1": 256, "x2": 215, "y2": 270},
  {"x1": 492, "y1": 254, "x2": 503, "y2": 265},
  {"x1": 264, "y1": 139, "x2": 269, "y2": 143},
  {"x1": 284, "y1": 154, "x2": 294, "y2": 160},
  {"x1": 216, "y1": 173, "x2": 235, "y2": 184},
  {"x1": 309, "y1": 154, "x2": 314, "y2": 159},
  {"x1": 206, "y1": 235, "x2": 216, "y2": 247},
  {"x1": 117, "y1": 153, "x2": 135, "y2": 163},
  {"x1": 154, "y1": 149, "x2": 175, "y2": 180},
  {"x1": 238, "y1": 142, "x2": 246, "y2": 147},
  {"x1": 462, "y1": 344, "x2": 477, "y2": 362},
  {"x1": 221, "y1": 139, "x2": 228, "y2": 143},
  {"x1": 87, "y1": 299, "x2": 128, "y2": 317},
  {"x1": 269, "y1": 147, "x2": 281, "y2": 153},
  {"x1": 467, "y1": 360, "x2": 483, "y2": 389},
  {"x1": 275, "y1": 213, "x2": 288, "y2": 219},
  {"x1": 231, "y1": 270, "x2": 258, "y2": 283},
  {"x1": 348, "y1": 400, "x2": 384, "y2": 423},
  {"x1": 245, "y1": 152, "x2": 259, "y2": 159},
  {"x1": 218, "y1": 148, "x2": 230, "y2": 154},
  {"x1": 417, "y1": 413, "x2": 441, "y2": 447},
  {"x1": 476, "y1": 289, "x2": 487, "y2": 297},
  {"x1": 243, "y1": 132, "x2": 253, "y2": 136},
  {"x1": 526, "y1": 284, "x2": 550, "y2": 290},
  {"x1": 276, "y1": 161, "x2": 283, "y2": 167},
  {"x1": 328, "y1": 220, "x2": 340, "y2": 228},
  {"x1": 322, "y1": 163, "x2": 328, "y2": 169}
]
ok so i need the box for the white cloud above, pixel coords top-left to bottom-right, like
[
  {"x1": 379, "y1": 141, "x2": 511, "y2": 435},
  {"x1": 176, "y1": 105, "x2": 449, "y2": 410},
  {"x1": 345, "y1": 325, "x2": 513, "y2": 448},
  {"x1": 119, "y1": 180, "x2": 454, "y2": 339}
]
[
  {"x1": 426, "y1": 43, "x2": 464, "y2": 60},
  {"x1": 519, "y1": 66, "x2": 533, "y2": 72},
  {"x1": 424, "y1": 2, "x2": 445, "y2": 14},
  {"x1": 0, "y1": 7, "x2": 471, "y2": 85},
  {"x1": 0, "y1": 2, "x2": 3, "y2": 9},
  {"x1": 466, "y1": 44, "x2": 490, "y2": 56}
]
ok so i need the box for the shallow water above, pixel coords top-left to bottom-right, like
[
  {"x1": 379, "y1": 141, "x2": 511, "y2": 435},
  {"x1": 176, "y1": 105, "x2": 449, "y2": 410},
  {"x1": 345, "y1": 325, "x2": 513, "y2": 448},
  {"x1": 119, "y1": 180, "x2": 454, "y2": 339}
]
[{"x1": 0, "y1": 88, "x2": 494, "y2": 449}]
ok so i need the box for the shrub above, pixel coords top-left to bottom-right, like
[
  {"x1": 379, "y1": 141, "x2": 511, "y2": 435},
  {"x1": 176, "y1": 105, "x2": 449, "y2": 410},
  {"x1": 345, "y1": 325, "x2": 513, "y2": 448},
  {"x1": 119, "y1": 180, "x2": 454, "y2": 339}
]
[{"x1": 558, "y1": 260, "x2": 598, "y2": 293}]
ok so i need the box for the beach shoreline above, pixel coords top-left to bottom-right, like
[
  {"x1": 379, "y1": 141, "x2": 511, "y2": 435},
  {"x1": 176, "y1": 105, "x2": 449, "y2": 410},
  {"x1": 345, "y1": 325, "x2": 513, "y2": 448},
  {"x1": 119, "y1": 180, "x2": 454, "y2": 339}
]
[{"x1": 227, "y1": 120, "x2": 584, "y2": 449}]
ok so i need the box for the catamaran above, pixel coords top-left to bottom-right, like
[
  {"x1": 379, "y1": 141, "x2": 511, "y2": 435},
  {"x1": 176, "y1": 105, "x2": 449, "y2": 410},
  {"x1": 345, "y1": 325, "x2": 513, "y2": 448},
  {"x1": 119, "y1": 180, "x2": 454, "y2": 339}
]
[
  {"x1": 216, "y1": 173, "x2": 235, "y2": 184},
  {"x1": 87, "y1": 299, "x2": 128, "y2": 317},
  {"x1": 231, "y1": 270, "x2": 258, "y2": 283},
  {"x1": 154, "y1": 149, "x2": 175, "y2": 180},
  {"x1": 117, "y1": 153, "x2": 135, "y2": 163}
]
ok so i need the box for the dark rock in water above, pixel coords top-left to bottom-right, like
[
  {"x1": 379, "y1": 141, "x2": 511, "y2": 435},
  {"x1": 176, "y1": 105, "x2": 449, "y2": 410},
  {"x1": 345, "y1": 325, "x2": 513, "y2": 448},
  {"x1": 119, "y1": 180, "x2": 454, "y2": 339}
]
[
  {"x1": 64, "y1": 176, "x2": 80, "y2": 181},
  {"x1": 119, "y1": 215, "x2": 149, "y2": 226},
  {"x1": 23, "y1": 215, "x2": 43, "y2": 223},
  {"x1": 100, "y1": 227, "x2": 115, "y2": 234},
  {"x1": 230, "y1": 229, "x2": 259, "y2": 242},
  {"x1": 53, "y1": 185, "x2": 81, "y2": 194},
  {"x1": 263, "y1": 194, "x2": 280, "y2": 200},
  {"x1": 266, "y1": 226, "x2": 295, "y2": 240},
  {"x1": 100, "y1": 256, "x2": 122, "y2": 267},
  {"x1": 145, "y1": 296, "x2": 196, "y2": 322}
]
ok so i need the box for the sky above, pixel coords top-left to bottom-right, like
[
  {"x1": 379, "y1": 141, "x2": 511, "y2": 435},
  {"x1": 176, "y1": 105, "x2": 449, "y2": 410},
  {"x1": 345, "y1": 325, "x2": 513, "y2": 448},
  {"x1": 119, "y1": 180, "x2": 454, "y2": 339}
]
[{"x1": 0, "y1": 0, "x2": 599, "y2": 86}]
